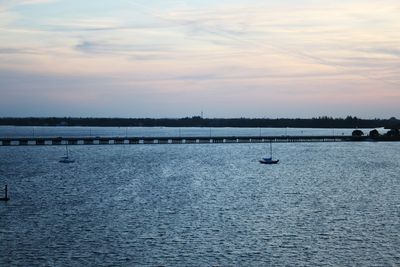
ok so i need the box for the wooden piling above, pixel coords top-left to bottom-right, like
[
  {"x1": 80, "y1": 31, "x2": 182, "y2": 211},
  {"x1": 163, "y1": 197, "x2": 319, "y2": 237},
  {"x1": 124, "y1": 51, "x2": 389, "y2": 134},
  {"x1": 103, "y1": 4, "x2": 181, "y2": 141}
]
[{"x1": 0, "y1": 185, "x2": 9, "y2": 201}]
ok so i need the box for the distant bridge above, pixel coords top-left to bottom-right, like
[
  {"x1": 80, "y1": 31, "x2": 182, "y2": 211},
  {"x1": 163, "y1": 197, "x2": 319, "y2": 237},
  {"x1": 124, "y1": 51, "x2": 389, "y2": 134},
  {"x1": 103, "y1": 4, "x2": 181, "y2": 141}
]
[{"x1": 0, "y1": 135, "x2": 399, "y2": 146}]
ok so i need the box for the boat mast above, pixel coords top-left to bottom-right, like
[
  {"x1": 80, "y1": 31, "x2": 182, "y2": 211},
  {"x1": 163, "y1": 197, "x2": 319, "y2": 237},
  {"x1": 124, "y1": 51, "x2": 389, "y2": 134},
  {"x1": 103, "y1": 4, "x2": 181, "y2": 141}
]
[{"x1": 270, "y1": 140, "x2": 273, "y2": 158}]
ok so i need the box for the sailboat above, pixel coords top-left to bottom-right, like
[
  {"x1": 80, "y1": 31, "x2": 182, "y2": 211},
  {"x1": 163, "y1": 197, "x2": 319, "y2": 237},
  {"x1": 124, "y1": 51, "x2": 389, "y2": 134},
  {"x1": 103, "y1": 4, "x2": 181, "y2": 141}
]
[
  {"x1": 259, "y1": 141, "x2": 279, "y2": 164},
  {"x1": 59, "y1": 144, "x2": 75, "y2": 163}
]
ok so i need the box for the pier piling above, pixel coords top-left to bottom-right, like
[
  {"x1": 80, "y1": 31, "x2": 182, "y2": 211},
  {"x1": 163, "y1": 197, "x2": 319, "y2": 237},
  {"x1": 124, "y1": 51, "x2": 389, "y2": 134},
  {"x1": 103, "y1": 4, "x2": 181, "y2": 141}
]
[{"x1": 0, "y1": 185, "x2": 9, "y2": 201}]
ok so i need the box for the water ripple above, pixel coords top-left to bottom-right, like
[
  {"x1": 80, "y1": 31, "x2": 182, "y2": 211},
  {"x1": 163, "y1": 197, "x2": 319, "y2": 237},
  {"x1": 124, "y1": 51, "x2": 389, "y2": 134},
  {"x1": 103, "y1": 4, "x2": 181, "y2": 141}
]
[{"x1": 1, "y1": 142, "x2": 400, "y2": 266}]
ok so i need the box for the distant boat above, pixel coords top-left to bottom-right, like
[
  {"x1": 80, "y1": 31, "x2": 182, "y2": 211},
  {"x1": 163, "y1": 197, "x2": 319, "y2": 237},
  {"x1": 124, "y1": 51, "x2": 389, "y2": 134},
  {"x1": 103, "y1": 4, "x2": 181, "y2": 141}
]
[
  {"x1": 59, "y1": 144, "x2": 75, "y2": 163},
  {"x1": 259, "y1": 141, "x2": 279, "y2": 164}
]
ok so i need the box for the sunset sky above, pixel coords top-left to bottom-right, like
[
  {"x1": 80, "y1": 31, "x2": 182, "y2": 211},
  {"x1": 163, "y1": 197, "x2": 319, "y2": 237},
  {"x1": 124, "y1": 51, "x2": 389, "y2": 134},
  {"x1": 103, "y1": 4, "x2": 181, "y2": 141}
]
[{"x1": 0, "y1": 0, "x2": 399, "y2": 118}]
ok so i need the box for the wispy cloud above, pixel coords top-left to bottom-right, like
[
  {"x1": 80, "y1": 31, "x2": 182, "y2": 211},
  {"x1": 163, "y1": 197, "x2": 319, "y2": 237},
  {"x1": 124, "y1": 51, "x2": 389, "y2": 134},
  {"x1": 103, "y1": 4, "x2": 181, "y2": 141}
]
[
  {"x1": 74, "y1": 41, "x2": 173, "y2": 55},
  {"x1": 0, "y1": 47, "x2": 41, "y2": 55},
  {"x1": 153, "y1": 2, "x2": 400, "y2": 84},
  {"x1": 8, "y1": 0, "x2": 58, "y2": 6}
]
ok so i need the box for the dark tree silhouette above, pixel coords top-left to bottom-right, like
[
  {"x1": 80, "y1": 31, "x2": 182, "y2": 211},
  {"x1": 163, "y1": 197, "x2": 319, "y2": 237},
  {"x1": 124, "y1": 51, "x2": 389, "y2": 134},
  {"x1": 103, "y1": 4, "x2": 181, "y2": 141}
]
[
  {"x1": 352, "y1": 130, "x2": 364, "y2": 136},
  {"x1": 386, "y1": 129, "x2": 400, "y2": 136},
  {"x1": 369, "y1": 129, "x2": 380, "y2": 137},
  {"x1": 0, "y1": 116, "x2": 399, "y2": 129}
]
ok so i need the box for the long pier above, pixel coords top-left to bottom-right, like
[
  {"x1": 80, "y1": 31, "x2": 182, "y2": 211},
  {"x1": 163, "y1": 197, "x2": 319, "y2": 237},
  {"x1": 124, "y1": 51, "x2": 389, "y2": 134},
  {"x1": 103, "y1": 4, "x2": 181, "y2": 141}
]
[{"x1": 0, "y1": 135, "x2": 399, "y2": 146}]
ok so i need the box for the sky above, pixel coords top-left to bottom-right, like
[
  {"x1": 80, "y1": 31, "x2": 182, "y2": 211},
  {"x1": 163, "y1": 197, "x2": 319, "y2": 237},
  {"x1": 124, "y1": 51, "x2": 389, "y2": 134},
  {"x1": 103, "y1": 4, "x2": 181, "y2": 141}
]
[{"x1": 0, "y1": 0, "x2": 399, "y2": 118}]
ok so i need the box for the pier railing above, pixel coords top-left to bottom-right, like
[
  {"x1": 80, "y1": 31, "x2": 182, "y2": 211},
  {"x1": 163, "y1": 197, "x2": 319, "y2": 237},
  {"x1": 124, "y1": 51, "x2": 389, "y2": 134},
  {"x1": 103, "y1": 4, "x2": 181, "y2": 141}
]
[{"x1": 1, "y1": 135, "x2": 399, "y2": 146}]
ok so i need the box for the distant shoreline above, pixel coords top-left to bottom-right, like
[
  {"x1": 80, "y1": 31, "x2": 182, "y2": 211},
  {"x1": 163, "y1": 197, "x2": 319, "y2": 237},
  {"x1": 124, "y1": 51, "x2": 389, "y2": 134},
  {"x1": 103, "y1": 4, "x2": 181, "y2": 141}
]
[{"x1": 0, "y1": 116, "x2": 399, "y2": 129}]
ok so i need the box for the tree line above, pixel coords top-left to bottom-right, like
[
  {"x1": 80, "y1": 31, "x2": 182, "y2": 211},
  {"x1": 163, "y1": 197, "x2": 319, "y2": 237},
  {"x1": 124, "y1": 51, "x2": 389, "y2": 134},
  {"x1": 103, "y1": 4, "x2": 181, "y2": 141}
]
[{"x1": 0, "y1": 116, "x2": 399, "y2": 129}]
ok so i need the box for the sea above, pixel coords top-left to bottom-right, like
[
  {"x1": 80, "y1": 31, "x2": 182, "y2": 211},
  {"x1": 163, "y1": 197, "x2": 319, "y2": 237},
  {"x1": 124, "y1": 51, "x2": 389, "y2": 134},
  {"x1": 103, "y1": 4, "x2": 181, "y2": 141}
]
[{"x1": 0, "y1": 127, "x2": 399, "y2": 266}]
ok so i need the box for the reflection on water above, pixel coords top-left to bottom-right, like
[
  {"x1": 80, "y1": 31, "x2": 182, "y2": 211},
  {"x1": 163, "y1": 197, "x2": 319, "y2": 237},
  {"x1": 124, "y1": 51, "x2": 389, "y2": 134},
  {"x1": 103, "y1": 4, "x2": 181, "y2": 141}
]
[{"x1": 1, "y1": 142, "x2": 399, "y2": 266}]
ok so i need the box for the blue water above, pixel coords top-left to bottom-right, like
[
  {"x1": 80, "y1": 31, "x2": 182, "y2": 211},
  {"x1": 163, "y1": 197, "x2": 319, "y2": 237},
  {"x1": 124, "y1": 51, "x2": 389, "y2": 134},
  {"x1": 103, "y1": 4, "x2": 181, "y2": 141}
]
[{"x1": 0, "y1": 138, "x2": 399, "y2": 265}]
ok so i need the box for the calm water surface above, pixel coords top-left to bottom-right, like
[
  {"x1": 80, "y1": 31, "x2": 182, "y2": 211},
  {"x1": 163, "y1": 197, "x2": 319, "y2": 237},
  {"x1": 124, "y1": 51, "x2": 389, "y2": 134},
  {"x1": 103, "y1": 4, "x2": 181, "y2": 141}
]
[{"x1": 0, "y1": 141, "x2": 399, "y2": 266}]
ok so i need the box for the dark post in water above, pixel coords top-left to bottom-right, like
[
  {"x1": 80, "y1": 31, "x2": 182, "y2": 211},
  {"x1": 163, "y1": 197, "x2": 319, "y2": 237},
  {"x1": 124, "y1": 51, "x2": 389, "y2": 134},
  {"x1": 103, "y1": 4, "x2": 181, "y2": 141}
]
[{"x1": 1, "y1": 185, "x2": 9, "y2": 201}]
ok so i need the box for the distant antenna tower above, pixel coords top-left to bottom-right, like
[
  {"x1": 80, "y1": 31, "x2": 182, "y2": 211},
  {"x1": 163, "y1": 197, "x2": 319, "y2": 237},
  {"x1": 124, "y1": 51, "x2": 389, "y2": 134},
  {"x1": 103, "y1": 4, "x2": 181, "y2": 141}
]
[{"x1": 201, "y1": 111, "x2": 204, "y2": 118}]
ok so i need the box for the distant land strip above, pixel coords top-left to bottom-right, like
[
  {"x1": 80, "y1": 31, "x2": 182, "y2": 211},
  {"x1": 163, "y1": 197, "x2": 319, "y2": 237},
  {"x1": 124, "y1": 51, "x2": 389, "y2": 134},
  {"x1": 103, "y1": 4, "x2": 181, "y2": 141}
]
[{"x1": 0, "y1": 116, "x2": 399, "y2": 129}]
